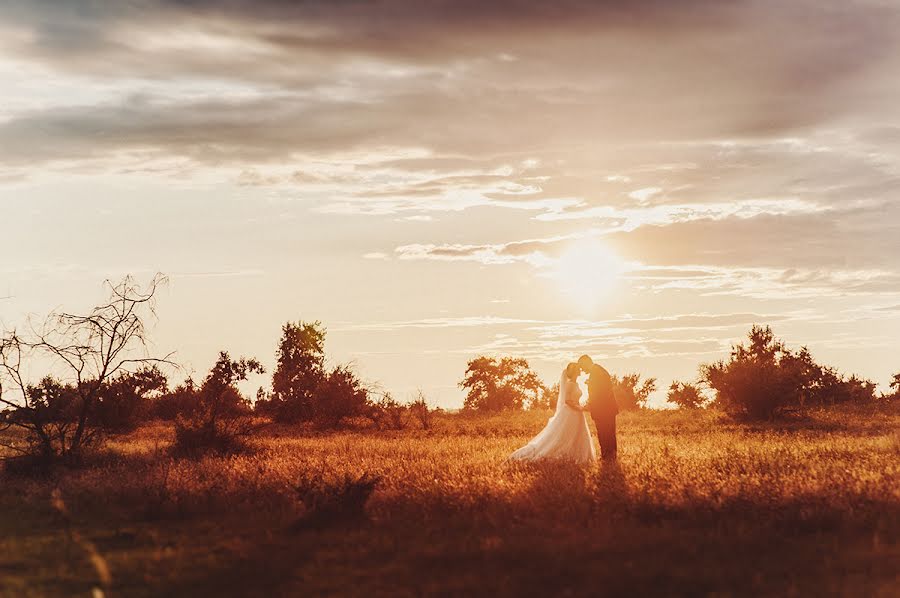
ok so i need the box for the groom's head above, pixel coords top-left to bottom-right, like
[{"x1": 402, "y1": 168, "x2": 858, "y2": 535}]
[{"x1": 577, "y1": 355, "x2": 593, "y2": 373}]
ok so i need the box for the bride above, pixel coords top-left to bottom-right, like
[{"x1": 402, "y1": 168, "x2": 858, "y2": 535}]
[{"x1": 509, "y1": 363, "x2": 597, "y2": 464}]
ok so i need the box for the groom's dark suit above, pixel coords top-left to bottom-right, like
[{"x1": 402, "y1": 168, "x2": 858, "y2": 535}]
[{"x1": 586, "y1": 364, "x2": 618, "y2": 461}]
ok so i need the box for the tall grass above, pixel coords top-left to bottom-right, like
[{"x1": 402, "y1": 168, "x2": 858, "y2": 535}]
[{"x1": 1, "y1": 404, "x2": 897, "y2": 597}]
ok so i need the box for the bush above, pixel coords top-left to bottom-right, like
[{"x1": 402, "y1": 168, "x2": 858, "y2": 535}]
[
  {"x1": 701, "y1": 325, "x2": 878, "y2": 420},
  {"x1": 170, "y1": 352, "x2": 264, "y2": 457},
  {"x1": 312, "y1": 365, "x2": 370, "y2": 428},
  {"x1": 667, "y1": 381, "x2": 706, "y2": 410},
  {"x1": 0, "y1": 275, "x2": 169, "y2": 462},
  {"x1": 701, "y1": 326, "x2": 810, "y2": 420},
  {"x1": 370, "y1": 393, "x2": 408, "y2": 430},
  {"x1": 409, "y1": 391, "x2": 433, "y2": 430},
  {"x1": 152, "y1": 379, "x2": 200, "y2": 421},
  {"x1": 94, "y1": 366, "x2": 168, "y2": 433},
  {"x1": 805, "y1": 367, "x2": 877, "y2": 406},
  {"x1": 293, "y1": 472, "x2": 380, "y2": 530},
  {"x1": 172, "y1": 416, "x2": 253, "y2": 458}
]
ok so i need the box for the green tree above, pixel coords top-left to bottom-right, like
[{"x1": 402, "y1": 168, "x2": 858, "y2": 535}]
[
  {"x1": 265, "y1": 321, "x2": 326, "y2": 422},
  {"x1": 459, "y1": 356, "x2": 544, "y2": 411}
]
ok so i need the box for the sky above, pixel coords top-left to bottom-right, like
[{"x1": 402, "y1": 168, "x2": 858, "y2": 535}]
[{"x1": 2, "y1": 0, "x2": 899, "y2": 408}]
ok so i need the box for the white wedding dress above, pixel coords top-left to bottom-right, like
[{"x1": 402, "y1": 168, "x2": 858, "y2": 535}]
[{"x1": 509, "y1": 371, "x2": 597, "y2": 464}]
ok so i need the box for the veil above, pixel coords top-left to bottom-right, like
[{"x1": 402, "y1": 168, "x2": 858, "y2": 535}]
[{"x1": 554, "y1": 370, "x2": 569, "y2": 417}]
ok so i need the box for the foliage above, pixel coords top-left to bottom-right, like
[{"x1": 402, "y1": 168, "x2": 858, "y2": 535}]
[
  {"x1": 94, "y1": 366, "x2": 168, "y2": 433},
  {"x1": 459, "y1": 356, "x2": 544, "y2": 411},
  {"x1": 408, "y1": 390, "x2": 433, "y2": 430},
  {"x1": 293, "y1": 472, "x2": 381, "y2": 530},
  {"x1": 311, "y1": 365, "x2": 370, "y2": 428},
  {"x1": 612, "y1": 373, "x2": 657, "y2": 411},
  {"x1": 701, "y1": 325, "x2": 878, "y2": 420},
  {"x1": 890, "y1": 373, "x2": 900, "y2": 399},
  {"x1": 171, "y1": 352, "x2": 264, "y2": 457},
  {"x1": 259, "y1": 321, "x2": 326, "y2": 422},
  {"x1": 152, "y1": 378, "x2": 201, "y2": 421},
  {"x1": 370, "y1": 393, "x2": 408, "y2": 431},
  {"x1": 0, "y1": 275, "x2": 170, "y2": 462},
  {"x1": 666, "y1": 381, "x2": 706, "y2": 410}
]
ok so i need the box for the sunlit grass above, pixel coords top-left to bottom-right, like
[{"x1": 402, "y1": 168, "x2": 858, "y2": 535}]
[{"x1": 1, "y1": 404, "x2": 898, "y2": 596}]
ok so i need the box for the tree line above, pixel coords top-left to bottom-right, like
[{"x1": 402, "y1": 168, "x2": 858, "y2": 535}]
[
  {"x1": 0, "y1": 277, "x2": 431, "y2": 464},
  {"x1": 2, "y1": 276, "x2": 898, "y2": 466},
  {"x1": 460, "y1": 325, "x2": 898, "y2": 419}
]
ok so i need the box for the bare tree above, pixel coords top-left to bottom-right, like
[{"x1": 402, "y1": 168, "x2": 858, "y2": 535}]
[{"x1": 0, "y1": 274, "x2": 173, "y2": 461}]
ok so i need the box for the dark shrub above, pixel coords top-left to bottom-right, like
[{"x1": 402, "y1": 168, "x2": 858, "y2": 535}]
[
  {"x1": 408, "y1": 391, "x2": 433, "y2": 430},
  {"x1": 95, "y1": 366, "x2": 168, "y2": 433},
  {"x1": 370, "y1": 393, "x2": 407, "y2": 430},
  {"x1": 170, "y1": 352, "x2": 264, "y2": 457},
  {"x1": 293, "y1": 472, "x2": 380, "y2": 530},
  {"x1": 312, "y1": 365, "x2": 370, "y2": 428}
]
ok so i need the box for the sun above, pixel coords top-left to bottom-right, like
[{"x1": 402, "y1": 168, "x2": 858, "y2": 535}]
[{"x1": 547, "y1": 238, "x2": 625, "y2": 310}]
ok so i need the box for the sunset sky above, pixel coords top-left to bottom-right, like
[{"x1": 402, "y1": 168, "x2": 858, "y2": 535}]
[{"x1": 2, "y1": 1, "x2": 899, "y2": 407}]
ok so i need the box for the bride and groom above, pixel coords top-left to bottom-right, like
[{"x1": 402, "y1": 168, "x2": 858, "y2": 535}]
[{"x1": 510, "y1": 355, "x2": 618, "y2": 464}]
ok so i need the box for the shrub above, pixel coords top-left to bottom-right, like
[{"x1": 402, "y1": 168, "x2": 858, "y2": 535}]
[
  {"x1": 805, "y1": 367, "x2": 877, "y2": 406},
  {"x1": 701, "y1": 326, "x2": 810, "y2": 420},
  {"x1": 408, "y1": 391, "x2": 433, "y2": 430},
  {"x1": 370, "y1": 393, "x2": 408, "y2": 430},
  {"x1": 170, "y1": 352, "x2": 264, "y2": 457},
  {"x1": 152, "y1": 379, "x2": 200, "y2": 421},
  {"x1": 312, "y1": 365, "x2": 370, "y2": 428},
  {"x1": 667, "y1": 381, "x2": 706, "y2": 410},
  {"x1": 94, "y1": 366, "x2": 168, "y2": 433},
  {"x1": 0, "y1": 275, "x2": 170, "y2": 462},
  {"x1": 293, "y1": 472, "x2": 380, "y2": 530},
  {"x1": 701, "y1": 325, "x2": 878, "y2": 420}
]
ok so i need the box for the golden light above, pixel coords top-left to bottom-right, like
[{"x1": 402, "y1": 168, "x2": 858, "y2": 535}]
[{"x1": 547, "y1": 238, "x2": 625, "y2": 310}]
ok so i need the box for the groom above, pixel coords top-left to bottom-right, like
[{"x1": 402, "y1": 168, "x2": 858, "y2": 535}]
[{"x1": 578, "y1": 355, "x2": 618, "y2": 461}]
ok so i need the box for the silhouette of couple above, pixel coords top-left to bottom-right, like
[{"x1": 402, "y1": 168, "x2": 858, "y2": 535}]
[{"x1": 509, "y1": 355, "x2": 618, "y2": 464}]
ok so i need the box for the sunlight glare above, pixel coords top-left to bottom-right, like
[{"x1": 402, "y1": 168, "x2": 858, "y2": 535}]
[{"x1": 548, "y1": 238, "x2": 625, "y2": 310}]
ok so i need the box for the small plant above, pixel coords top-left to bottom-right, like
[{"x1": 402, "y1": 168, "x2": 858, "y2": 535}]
[
  {"x1": 370, "y1": 393, "x2": 408, "y2": 430},
  {"x1": 409, "y1": 390, "x2": 433, "y2": 430},
  {"x1": 292, "y1": 472, "x2": 381, "y2": 530}
]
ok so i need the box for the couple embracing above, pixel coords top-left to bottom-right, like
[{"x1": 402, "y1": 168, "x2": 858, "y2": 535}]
[{"x1": 510, "y1": 355, "x2": 618, "y2": 464}]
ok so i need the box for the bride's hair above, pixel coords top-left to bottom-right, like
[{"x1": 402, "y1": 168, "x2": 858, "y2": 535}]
[{"x1": 565, "y1": 362, "x2": 580, "y2": 381}]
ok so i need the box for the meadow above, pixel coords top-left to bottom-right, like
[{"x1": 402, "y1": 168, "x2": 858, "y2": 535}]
[{"x1": 1, "y1": 404, "x2": 898, "y2": 597}]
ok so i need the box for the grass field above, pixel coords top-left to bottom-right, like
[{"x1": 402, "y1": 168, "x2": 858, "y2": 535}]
[{"x1": 1, "y1": 404, "x2": 898, "y2": 597}]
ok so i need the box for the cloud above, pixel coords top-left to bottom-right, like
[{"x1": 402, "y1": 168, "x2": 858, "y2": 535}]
[{"x1": 2, "y1": 1, "x2": 899, "y2": 167}]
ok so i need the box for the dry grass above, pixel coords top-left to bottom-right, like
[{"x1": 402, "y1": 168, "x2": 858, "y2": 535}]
[{"x1": 1, "y1": 404, "x2": 898, "y2": 597}]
